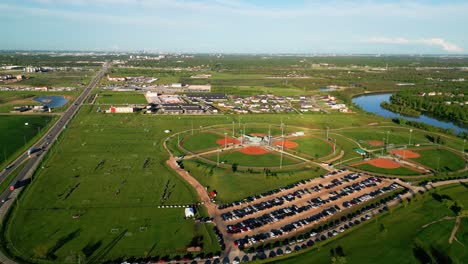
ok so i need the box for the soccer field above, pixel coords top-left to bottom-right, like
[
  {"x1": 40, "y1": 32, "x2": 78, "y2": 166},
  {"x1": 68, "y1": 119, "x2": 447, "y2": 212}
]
[{"x1": 2, "y1": 108, "x2": 221, "y2": 263}]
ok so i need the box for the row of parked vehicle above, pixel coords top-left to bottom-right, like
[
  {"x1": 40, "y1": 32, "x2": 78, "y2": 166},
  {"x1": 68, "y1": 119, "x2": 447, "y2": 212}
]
[
  {"x1": 342, "y1": 183, "x2": 400, "y2": 208},
  {"x1": 221, "y1": 187, "x2": 311, "y2": 221},
  {"x1": 234, "y1": 183, "x2": 401, "y2": 248},
  {"x1": 218, "y1": 179, "x2": 319, "y2": 210},
  {"x1": 221, "y1": 172, "x2": 364, "y2": 222},
  {"x1": 233, "y1": 204, "x2": 341, "y2": 248}
]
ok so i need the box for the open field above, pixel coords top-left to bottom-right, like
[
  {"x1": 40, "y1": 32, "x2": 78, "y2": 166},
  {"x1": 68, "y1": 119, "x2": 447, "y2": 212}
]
[
  {"x1": 182, "y1": 159, "x2": 324, "y2": 203},
  {"x1": 2, "y1": 108, "x2": 224, "y2": 263},
  {"x1": 94, "y1": 92, "x2": 147, "y2": 105},
  {"x1": 0, "y1": 115, "x2": 55, "y2": 170},
  {"x1": 411, "y1": 148, "x2": 466, "y2": 172},
  {"x1": 2, "y1": 71, "x2": 93, "y2": 87},
  {"x1": 269, "y1": 183, "x2": 468, "y2": 264}
]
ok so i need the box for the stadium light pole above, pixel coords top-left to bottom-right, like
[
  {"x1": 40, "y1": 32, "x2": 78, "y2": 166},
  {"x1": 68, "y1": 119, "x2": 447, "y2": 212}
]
[
  {"x1": 280, "y1": 134, "x2": 284, "y2": 169},
  {"x1": 224, "y1": 132, "x2": 227, "y2": 149},
  {"x1": 386, "y1": 131, "x2": 390, "y2": 145},
  {"x1": 217, "y1": 148, "x2": 220, "y2": 166},
  {"x1": 462, "y1": 139, "x2": 466, "y2": 156},
  {"x1": 326, "y1": 126, "x2": 329, "y2": 141},
  {"x1": 232, "y1": 121, "x2": 235, "y2": 137},
  {"x1": 409, "y1": 129, "x2": 413, "y2": 146},
  {"x1": 333, "y1": 138, "x2": 336, "y2": 154},
  {"x1": 268, "y1": 125, "x2": 271, "y2": 146},
  {"x1": 381, "y1": 137, "x2": 385, "y2": 155},
  {"x1": 191, "y1": 120, "x2": 194, "y2": 135}
]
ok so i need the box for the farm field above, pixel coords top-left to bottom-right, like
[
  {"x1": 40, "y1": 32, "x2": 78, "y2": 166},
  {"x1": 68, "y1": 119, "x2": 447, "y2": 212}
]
[
  {"x1": 269, "y1": 183, "x2": 468, "y2": 264},
  {"x1": 411, "y1": 148, "x2": 466, "y2": 172},
  {"x1": 182, "y1": 159, "x2": 325, "y2": 203},
  {"x1": 94, "y1": 92, "x2": 147, "y2": 105},
  {"x1": 0, "y1": 115, "x2": 55, "y2": 169}
]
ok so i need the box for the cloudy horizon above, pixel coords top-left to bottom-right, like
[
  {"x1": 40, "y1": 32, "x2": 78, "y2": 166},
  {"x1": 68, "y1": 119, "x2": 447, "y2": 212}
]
[{"x1": 1, "y1": 0, "x2": 467, "y2": 54}]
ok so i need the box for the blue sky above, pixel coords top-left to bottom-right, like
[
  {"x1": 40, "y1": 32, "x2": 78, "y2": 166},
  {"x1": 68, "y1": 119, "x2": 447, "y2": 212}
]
[{"x1": 1, "y1": 0, "x2": 467, "y2": 53}]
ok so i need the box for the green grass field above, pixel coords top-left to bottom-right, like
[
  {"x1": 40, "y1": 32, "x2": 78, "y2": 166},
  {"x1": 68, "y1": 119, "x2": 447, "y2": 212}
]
[
  {"x1": 5, "y1": 71, "x2": 93, "y2": 87},
  {"x1": 352, "y1": 163, "x2": 422, "y2": 176},
  {"x1": 290, "y1": 136, "x2": 332, "y2": 159},
  {"x1": 2, "y1": 109, "x2": 222, "y2": 263},
  {"x1": 0, "y1": 115, "x2": 55, "y2": 170},
  {"x1": 183, "y1": 160, "x2": 325, "y2": 202},
  {"x1": 203, "y1": 150, "x2": 301, "y2": 167},
  {"x1": 412, "y1": 148, "x2": 466, "y2": 172},
  {"x1": 269, "y1": 183, "x2": 468, "y2": 264},
  {"x1": 0, "y1": 91, "x2": 78, "y2": 113},
  {"x1": 181, "y1": 132, "x2": 222, "y2": 153},
  {"x1": 95, "y1": 92, "x2": 147, "y2": 105}
]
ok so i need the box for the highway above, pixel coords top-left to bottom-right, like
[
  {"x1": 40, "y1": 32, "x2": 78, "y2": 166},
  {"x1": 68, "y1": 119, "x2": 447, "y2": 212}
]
[{"x1": 0, "y1": 62, "x2": 109, "y2": 209}]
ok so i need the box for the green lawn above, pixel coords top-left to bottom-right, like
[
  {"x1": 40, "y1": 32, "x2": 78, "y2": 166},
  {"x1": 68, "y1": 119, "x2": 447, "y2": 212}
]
[
  {"x1": 95, "y1": 92, "x2": 147, "y2": 105},
  {"x1": 290, "y1": 136, "x2": 332, "y2": 159},
  {"x1": 183, "y1": 160, "x2": 325, "y2": 203},
  {"x1": 0, "y1": 115, "x2": 55, "y2": 170},
  {"x1": 181, "y1": 132, "x2": 222, "y2": 153},
  {"x1": 203, "y1": 150, "x2": 301, "y2": 167},
  {"x1": 269, "y1": 183, "x2": 468, "y2": 264},
  {"x1": 2, "y1": 108, "x2": 221, "y2": 263},
  {"x1": 353, "y1": 163, "x2": 422, "y2": 176},
  {"x1": 412, "y1": 148, "x2": 466, "y2": 172}
]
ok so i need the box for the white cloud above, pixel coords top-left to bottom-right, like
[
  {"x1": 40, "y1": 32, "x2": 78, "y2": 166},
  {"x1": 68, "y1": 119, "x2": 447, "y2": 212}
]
[{"x1": 368, "y1": 37, "x2": 464, "y2": 52}]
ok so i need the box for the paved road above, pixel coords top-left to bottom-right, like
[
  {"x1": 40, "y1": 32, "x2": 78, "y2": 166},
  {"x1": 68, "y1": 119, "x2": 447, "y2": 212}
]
[
  {"x1": 0, "y1": 62, "x2": 108, "y2": 216},
  {"x1": 0, "y1": 63, "x2": 108, "y2": 264}
]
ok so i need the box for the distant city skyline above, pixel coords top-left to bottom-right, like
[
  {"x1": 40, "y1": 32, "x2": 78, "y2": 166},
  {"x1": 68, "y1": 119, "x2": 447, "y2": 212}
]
[{"x1": 1, "y1": 0, "x2": 467, "y2": 54}]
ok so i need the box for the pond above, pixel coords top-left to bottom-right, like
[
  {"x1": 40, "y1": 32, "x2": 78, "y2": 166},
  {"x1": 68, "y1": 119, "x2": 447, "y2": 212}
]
[
  {"x1": 33, "y1": 96, "x2": 68, "y2": 108},
  {"x1": 352, "y1": 93, "x2": 467, "y2": 134}
]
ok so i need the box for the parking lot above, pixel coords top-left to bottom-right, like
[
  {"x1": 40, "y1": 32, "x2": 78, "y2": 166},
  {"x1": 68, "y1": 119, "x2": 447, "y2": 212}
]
[{"x1": 214, "y1": 170, "x2": 399, "y2": 247}]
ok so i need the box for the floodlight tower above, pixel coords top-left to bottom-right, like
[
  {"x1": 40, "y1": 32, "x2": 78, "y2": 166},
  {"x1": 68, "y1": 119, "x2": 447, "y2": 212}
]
[
  {"x1": 409, "y1": 129, "x2": 413, "y2": 146},
  {"x1": 232, "y1": 121, "x2": 235, "y2": 137},
  {"x1": 224, "y1": 132, "x2": 227, "y2": 149}
]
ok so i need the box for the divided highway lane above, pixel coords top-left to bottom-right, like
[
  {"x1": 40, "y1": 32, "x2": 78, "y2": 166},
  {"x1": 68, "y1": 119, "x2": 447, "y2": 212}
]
[{"x1": 0, "y1": 63, "x2": 109, "y2": 209}]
